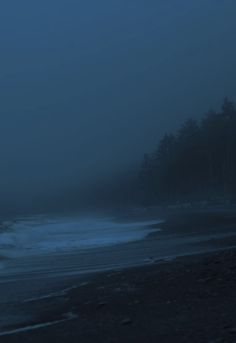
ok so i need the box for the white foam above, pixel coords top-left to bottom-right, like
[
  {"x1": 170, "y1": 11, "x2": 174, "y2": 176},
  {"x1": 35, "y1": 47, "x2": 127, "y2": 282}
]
[
  {"x1": 22, "y1": 285, "x2": 81, "y2": 303},
  {"x1": 0, "y1": 312, "x2": 78, "y2": 337},
  {"x1": 0, "y1": 216, "x2": 163, "y2": 258}
]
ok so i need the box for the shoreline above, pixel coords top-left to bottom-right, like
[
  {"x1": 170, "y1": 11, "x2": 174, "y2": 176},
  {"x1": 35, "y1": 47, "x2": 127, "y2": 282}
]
[
  {"x1": 1, "y1": 209, "x2": 236, "y2": 342},
  {"x1": 1, "y1": 247, "x2": 236, "y2": 342}
]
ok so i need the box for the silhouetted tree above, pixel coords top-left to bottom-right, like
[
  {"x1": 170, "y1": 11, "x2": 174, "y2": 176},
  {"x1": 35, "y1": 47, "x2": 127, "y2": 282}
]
[{"x1": 138, "y1": 98, "x2": 236, "y2": 205}]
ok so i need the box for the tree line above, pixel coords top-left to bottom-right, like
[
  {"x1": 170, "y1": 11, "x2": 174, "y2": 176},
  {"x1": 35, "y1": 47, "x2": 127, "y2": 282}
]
[{"x1": 138, "y1": 98, "x2": 236, "y2": 206}]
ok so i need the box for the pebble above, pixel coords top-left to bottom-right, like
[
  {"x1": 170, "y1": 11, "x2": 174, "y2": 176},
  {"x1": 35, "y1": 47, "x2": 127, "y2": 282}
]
[{"x1": 121, "y1": 318, "x2": 133, "y2": 326}]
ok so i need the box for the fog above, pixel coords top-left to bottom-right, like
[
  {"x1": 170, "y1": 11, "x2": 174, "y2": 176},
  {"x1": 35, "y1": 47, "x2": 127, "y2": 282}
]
[{"x1": 0, "y1": 0, "x2": 236, "y2": 214}]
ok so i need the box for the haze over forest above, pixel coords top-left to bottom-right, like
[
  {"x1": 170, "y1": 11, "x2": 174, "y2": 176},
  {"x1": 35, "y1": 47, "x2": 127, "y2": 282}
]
[{"x1": 0, "y1": 0, "x2": 236, "y2": 214}]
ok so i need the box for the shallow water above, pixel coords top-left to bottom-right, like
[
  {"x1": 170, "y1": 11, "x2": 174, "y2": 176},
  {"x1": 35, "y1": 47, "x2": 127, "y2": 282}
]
[
  {"x1": 0, "y1": 215, "x2": 162, "y2": 258},
  {"x1": 0, "y1": 214, "x2": 236, "y2": 332},
  {"x1": 1, "y1": 214, "x2": 236, "y2": 282}
]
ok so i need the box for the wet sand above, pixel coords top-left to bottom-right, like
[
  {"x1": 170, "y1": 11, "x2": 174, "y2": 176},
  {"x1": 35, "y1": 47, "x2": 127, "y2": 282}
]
[
  {"x1": 0, "y1": 248, "x2": 236, "y2": 343},
  {"x1": 1, "y1": 209, "x2": 236, "y2": 342}
]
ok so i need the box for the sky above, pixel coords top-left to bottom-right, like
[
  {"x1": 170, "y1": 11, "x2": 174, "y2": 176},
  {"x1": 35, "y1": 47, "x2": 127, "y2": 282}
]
[{"x1": 0, "y1": 0, "x2": 236, "y2": 212}]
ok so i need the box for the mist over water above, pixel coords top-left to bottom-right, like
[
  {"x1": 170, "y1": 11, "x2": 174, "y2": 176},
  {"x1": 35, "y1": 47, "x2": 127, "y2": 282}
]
[
  {"x1": 1, "y1": 3, "x2": 236, "y2": 342},
  {"x1": 0, "y1": 0, "x2": 235, "y2": 214}
]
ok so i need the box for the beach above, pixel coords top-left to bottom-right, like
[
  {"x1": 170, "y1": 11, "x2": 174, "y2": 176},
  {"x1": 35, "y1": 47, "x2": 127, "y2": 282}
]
[
  {"x1": 0, "y1": 249, "x2": 235, "y2": 342},
  {"x1": 0, "y1": 209, "x2": 236, "y2": 342}
]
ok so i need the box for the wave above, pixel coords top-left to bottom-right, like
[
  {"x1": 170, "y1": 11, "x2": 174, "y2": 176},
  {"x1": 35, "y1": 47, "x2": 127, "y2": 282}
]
[{"x1": 0, "y1": 215, "x2": 163, "y2": 258}]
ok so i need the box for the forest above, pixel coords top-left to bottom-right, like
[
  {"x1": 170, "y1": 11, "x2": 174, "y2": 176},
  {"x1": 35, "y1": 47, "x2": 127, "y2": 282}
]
[{"x1": 138, "y1": 98, "x2": 236, "y2": 206}]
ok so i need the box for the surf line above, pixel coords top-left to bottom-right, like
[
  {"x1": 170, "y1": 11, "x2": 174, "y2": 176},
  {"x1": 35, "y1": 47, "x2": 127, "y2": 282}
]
[
  {"x1": 0, "y1": 312, "x2": 78, "y2": 337},
  {"x1": 22, "y1": 285, "x2": 79, "y2": 303}
]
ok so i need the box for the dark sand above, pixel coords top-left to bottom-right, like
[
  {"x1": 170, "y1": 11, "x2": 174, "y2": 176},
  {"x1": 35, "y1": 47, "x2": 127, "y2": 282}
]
[
  {"x1": 1, "y1": 248, "x2": 236, "y2": 343},
  {"x1": 1, "y1": 209, "x2": 236, "y2": 342}
]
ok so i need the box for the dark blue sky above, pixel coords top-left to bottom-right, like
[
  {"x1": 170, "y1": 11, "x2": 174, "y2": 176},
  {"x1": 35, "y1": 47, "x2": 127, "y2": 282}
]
[{"x1": 0, "y1": 0, "x2": 236, "y2": 209}]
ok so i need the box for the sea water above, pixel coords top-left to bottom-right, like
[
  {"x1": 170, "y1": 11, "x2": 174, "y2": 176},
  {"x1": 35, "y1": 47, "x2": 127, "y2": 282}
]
[{"x1": 0, "y1": 215, "x2": 162, "y2": 259}]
